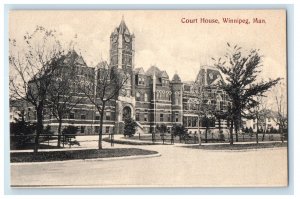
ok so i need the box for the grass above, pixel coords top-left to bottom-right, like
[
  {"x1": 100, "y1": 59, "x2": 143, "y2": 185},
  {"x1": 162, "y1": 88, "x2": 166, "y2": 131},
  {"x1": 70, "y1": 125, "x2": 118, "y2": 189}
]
[
  {"x1": 182, "y1": 142, "x2": 287, "y2": 151},
  {"x1": 11, "y1": 148, "x2": 158, "y2": 163}
]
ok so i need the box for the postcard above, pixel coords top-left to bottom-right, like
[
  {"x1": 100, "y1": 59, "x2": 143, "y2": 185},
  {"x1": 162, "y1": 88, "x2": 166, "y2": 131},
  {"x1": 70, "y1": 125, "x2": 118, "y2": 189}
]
[{"x1": 9, "y1": 10, "x2": 288, "y2": 187}]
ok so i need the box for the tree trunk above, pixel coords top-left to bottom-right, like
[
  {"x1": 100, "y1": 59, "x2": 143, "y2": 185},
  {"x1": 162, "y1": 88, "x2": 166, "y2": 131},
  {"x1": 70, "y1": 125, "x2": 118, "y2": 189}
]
[
  {"x1": 34, "y1": 106, "x2": 44, "y2": 154},
  {"x1": 205, "y1": 126, "x2": 208, "y2": 143},
  {"x1": 98, "y1": 104, "x2": 106, "y2": 150},
  {"x1": 218, "y1": 118, "x2": 221, "y2": 133},
  {"x1": 256, "y1": 118, "x2": 259, "y2": 144},
  {"x1": 234, "y1": 120, "x2": 239, "y2": 142},
  {"x1": 57, "y1": 119, "x2": 62, "y2": 147},
  {"x1": 229, "y1": 119, "x2": 234, "y2": 145}
]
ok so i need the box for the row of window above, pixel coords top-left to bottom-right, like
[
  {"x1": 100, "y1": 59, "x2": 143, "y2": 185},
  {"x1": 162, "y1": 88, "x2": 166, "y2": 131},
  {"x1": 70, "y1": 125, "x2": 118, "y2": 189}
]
[
  {"x1": 136, "y1": 91, "x2": 181, "y2": 102},
  {"x1": 136, "y1": 92, "x2": 148, "y2": 101},
  {"x1": 51, "y1": 112, "x2": 113, "y2": 121},
  {"x1": 135, "y1": 75, "x2": 170, "y2": 87},
  {"x1": 79, "y1": 126, "x2": 112, "y2": 134}
]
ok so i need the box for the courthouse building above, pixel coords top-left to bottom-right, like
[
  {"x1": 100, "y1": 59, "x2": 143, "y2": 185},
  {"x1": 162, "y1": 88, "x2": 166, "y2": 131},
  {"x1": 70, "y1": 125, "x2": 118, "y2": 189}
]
[{"x1": 19, "y1": 19, "x2": 231, "y2": 135}]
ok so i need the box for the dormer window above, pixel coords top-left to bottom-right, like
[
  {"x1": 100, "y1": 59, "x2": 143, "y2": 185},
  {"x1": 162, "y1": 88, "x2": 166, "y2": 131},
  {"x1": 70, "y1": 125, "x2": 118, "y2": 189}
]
[{"x1": 138, "y1": 76, "x2": 144, "y2": 85}]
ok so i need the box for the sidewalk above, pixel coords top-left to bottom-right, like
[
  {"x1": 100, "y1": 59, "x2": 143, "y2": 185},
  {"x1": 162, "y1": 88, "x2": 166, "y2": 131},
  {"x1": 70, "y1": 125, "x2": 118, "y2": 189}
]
[{"x1": 11, "y1": 134, "x2": 287, "y2": 153}]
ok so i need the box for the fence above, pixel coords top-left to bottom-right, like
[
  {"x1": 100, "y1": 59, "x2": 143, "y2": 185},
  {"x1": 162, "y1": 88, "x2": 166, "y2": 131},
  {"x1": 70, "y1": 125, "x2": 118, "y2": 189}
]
[{"x1": 10, "y1": 133, "x2": 115, "y2": 150}]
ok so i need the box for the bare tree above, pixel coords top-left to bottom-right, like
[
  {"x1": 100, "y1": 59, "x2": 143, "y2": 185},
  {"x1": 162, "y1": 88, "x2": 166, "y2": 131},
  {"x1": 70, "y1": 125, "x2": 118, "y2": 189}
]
[
  {"x1": 193, "y1": 69, "x2": 223, "y2": 144},
  {"x1": 46, "y1": 50, "x2": 84, "y2": 147},
  {"x1": 214, "y1": 43, "x2": 281, "y2": 145},
  {"x1": 9, "y1": 26, "x2": 64, "y2": 153},
  {"x1": 271, "y1": 82, "x2": 287, "y2": 143},
  {"x1": 249, "y1": 96, "x2": 268, "y2": 144},
  {"x1": 80, "y1": 63, "x2": 129, "y2": 149}
]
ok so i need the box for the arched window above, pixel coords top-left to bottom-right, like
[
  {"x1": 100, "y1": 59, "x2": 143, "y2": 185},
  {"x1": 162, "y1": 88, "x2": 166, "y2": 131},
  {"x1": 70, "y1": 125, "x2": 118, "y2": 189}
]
[
  {"x1": 136, "y1": 92, "x2": 141, "y2": 101},
  {"x1": 144, "y1": 93, "x2": 148, "y2": 102}
]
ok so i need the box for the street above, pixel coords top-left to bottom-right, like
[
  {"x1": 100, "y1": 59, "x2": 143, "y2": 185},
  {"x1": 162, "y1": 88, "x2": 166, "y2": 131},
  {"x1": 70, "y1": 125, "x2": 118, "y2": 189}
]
[{"x1": 10, "y1": 138, "x2": 288, "y2": 187}]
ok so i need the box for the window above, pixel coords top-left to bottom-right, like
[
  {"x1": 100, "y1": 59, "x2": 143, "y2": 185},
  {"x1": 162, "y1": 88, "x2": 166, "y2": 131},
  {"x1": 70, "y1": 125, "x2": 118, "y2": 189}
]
[
  {"x1": 136, "y1": 113, "x2": 140, "y2": 121},
  {"x1": 160, "y1": 114, "x2": 164, "y2": 122},
  {"x1": 81, "y1": 114, "x2": 86, "y2": 120},
  {"x1": 105, "y1": 126, "x2": 110, "y2": 134},
  {"x1": 95, "y1": 126, "x2": 100, "y2": 134},
  {"x1": 33, "y1": 111, "x2": 37, "y2": 120},
  {"x1": 144, "y1": 114, "x2": 148, "y2": 121},
  {"x1": 95, "y1": 115, "x2": 100, "y2": 120},
  {"x1": 136, "y1": 92, "x2": 141, "y2": 101},
  {"x1": 144, "y1": 93, "x2": 148, "y2": 102},
  {"x1": 175, "y1": 114, "x2": 179, "y2": 122},
  {"x1": 167, "y1": 114, "x2": 171, "y2": 122},
  {"x1": 126, "y1": 90, "x2": 131, "y2": 97},
  {"x1": 69, "y1": 113, "x2": 75, "y2": 119},
  {"x1": 138, "y1": 77, "x2": 144, "y2": 85},
  {"x1": 80, "y1": 126, "x2": 85, "y2": 134},
  {"x1": 106, "y1": 112, "x2": 111, "y2": 120}
]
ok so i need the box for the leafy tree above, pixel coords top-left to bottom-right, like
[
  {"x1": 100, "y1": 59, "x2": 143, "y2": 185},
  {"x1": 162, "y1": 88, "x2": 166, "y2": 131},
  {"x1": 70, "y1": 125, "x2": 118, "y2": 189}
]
[
  {"x1": 171, "y1": 124, "x2": 188, "y2": 142},
  {"x1": 201, "y1": 116, "x2": 215, "y2": 143},
  {"x1": 10, "y1": 111, "x2": 36, "y2": 148},
  {"x1": 9, "y1": 26, "x2": 65, "y2": 153},
  {"x1": 244, "y1": 127, "x2": 249, "y2": 134},
  {"x1": 213, "y1": 43, "x2": 280, "y2": 145},
  {"x1": 249, "y1": 127, "x2": 254, "y2": 137},
  {"x1": 123, "y1": 117, "x2": 137, "y2": 137},
  {"x1": 62, "y1": 125, "x2": 78, "y2": 143},
  {"x1": 157, "y1": 124, "x2": 167, "y2": 135}
]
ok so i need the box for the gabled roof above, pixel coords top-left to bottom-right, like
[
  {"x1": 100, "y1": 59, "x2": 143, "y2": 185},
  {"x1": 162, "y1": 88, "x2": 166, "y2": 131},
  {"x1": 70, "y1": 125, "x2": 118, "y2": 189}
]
[
  {"x1": 161, "y1": 71, "x2": 169, "y2": 79},
  {"x1": 63, "y1": 50, "x2": 88, "y2": 67},
  {"x1": 134, "y1": 67, "x2": 145, "y2": 75},
  {"x1": 145, "y1": 65, "x2": 162, "y2": 77}
]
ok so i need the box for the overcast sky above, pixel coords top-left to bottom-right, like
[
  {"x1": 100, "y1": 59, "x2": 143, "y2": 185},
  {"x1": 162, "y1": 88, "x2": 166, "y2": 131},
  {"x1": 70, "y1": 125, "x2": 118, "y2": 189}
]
[{"x1": 9, "y1": 10, "x2": 286, "y2": 85}]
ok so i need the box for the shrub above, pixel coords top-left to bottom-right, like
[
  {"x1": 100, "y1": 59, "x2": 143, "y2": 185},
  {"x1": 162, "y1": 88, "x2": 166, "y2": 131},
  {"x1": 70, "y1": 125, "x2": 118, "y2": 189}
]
[{"x1": 123, "y1": 117, "x2": 137, "y2": 137}]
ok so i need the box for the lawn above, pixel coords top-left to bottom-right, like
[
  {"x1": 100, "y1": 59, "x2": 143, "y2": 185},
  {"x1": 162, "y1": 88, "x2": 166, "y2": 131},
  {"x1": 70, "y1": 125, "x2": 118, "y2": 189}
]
[
  {"x1": 11, "y1": 148, "x2": 158, "y2": 163},
  {"x1": 182, "y1": 142, "x2": 287, "y2": 151}
]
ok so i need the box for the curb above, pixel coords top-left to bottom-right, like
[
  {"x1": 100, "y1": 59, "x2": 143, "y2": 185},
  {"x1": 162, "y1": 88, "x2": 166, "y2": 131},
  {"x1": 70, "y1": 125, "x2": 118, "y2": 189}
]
[{"x1": 10, "y1": 153, "x2": 161, "y2": 165}]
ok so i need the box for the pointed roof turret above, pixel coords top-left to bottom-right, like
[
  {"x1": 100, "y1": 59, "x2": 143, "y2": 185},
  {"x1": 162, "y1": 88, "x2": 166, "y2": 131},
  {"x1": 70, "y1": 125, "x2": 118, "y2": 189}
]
[
  {"x1": 118, "y1": 16, "x2": 130, "y2": 35},
  {"x1": 172, "y1": 73, "x2": 181, "y2": 83}
]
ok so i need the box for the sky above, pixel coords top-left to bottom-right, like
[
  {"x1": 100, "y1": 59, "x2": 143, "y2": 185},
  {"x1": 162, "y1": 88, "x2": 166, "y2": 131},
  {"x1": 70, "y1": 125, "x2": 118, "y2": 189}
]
[{"x1": 9, "y1": 10, "x2": 287, "y2": 85}]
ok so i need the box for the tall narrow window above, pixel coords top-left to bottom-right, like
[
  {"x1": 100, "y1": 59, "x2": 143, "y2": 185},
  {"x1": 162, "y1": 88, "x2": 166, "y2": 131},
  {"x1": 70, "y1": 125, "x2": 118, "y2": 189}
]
[
  {"x1": 175, "y1": 113, "x2": 179, "y2": 122},
  {"x1": 105, "y1": 126, "x2": 110, "y2": 134},
  {"x1": 160, "y1": 114, "x2": 164, "y2": 122},
  {"x1": 106, "y1": 112, "x2": 111, "y2": 120},
  {"x1": 69, "y1": 112, "x2": 75, "y2": 119},
  {"x1": 136, "y1": 92, "x2": 141, "y2": 101},
  {"x1": 144, "y1": 93, "x2": 148, "y2": 102}
]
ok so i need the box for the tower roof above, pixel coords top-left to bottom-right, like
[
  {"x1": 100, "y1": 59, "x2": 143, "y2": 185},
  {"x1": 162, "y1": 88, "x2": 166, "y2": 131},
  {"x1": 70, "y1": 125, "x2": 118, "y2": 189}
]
[
  {"x1": 117, "y1": 17, "x2": 130, "y2": 35},
  {"x1": 172, "y1": 73, "x2": 181, "y2": 83}
]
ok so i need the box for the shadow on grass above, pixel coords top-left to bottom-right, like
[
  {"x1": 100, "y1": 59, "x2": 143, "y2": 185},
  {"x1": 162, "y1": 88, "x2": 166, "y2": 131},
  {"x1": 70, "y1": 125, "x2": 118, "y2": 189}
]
[
  {"x1": 11, "y1": 148, "x2": 158, "y2": 163},
  {"x1": 11, "y1": 143, "x2": 61, "y2": 150},
  {"x1": 180, "y1": 142, "x2": 287, "y2": 151}
]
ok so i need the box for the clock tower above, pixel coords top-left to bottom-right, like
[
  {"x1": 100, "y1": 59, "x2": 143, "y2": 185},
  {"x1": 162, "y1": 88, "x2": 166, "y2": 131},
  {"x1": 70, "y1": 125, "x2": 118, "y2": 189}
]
[
  {"x1": 110, "y1": 17, "x2": 136, "y2": 134},
  {"x1": 109, "y1": 17, "x2": 135, "y2": 98}
]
